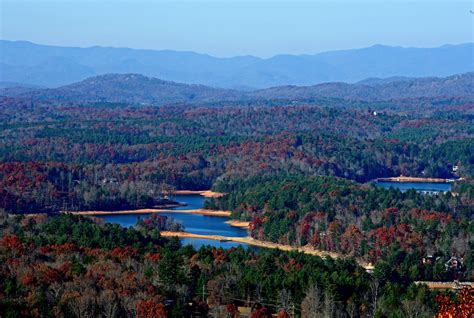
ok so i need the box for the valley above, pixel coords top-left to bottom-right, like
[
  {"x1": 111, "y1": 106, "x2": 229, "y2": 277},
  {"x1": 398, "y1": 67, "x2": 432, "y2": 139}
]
[
  {"x1": 1, "y1": 70, "x2": 472, "y2": 317},
  {"x1": 1, "y1": 1, "x2": 473, "y2": 316}
]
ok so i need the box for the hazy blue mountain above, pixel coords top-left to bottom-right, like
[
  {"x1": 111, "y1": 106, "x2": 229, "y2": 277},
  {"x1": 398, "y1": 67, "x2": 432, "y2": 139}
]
[
  {"x1": 356, "y1": 76, "x2": 422, "y2": 86},
  {"x1": 247, "y1": 73, "x2": 474, "y2": 101},
  {"x1": 4, "y1": 72, "x2": 472, "y2": 105},
  {"x1": 0, "y1": 81, "x2": 44, "y2": 88},
  {"x1": 6, "y1": 73, "x2": 240, "y2": 105},
  {"x1": 1, "y1": 40, "x2": 472, "y2": 89}
]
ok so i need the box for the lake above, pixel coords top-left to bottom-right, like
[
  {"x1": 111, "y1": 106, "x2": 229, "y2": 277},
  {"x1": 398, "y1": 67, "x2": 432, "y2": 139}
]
[
  {"x1": 375, "y1": 181, "x2": 452, "y2": 193},
  {"x1": 97, "y1": 194, "x2": 253, "y2": 250}
]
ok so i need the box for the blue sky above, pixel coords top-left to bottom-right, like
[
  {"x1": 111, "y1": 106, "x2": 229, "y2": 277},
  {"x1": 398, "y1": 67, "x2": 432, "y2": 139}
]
[{"x1": 1, "y1": 0, "x2": 472, "y2": 57}]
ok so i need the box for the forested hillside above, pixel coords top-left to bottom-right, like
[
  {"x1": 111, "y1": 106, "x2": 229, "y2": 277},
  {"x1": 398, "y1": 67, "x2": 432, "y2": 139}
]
[
  {"x1": 207, "y1": 175, "x2": 473, "y2": 280},
  {"x1": 1, "y1": 96, "x2": 472, "y2": 213},
  {"x1": 2, "y1": 212, "x2": 466, "y2": 317},
  {"x1": 2, "y1": 72, "x2": 473, "y2": 105},
  {"x1": 248, "y1": 73, "x2": 474, "y2": 101},
  {"x1": 0, "y1": 73, "x2": 473, "y2": 317},
  {"x1": 2, "y1": 74, "x2": 240, "y2": 105}
]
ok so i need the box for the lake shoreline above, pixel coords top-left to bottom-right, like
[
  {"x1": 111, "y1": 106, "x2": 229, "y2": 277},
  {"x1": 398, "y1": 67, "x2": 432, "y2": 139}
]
[
  {"x1": 64, "y1": 190, "x2": 232, "y2": 217},
  {"x1": 160, "y1": 231, "x2": 373, "y2": 269},
  {"x1": 72, "y1": 191, "x2": 249, "y2": 235},
  {"x1": 225, "y1": 220, "x2": 250, "y2": 228},
  {"x1": 174, "y1": 190, "x2": 225, "y2": 198},
  {"x1": 376, "y1": 176, "x2": 455, "y2": 183},
  {"x1": 64, "y1": 208, "x2": 232, "y2": 217},
  {"x1": 160, "y1": 231, "x2": 337, "y2": 257}
]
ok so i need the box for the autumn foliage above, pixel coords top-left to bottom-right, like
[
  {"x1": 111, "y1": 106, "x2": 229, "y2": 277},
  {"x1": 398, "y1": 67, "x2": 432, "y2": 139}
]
[
  {"x1": 136, "y1": 300, "x2": 168, "y2": 318},
  {"x1": 435, "y1": 288, "x2": 474, "y2": 318}
]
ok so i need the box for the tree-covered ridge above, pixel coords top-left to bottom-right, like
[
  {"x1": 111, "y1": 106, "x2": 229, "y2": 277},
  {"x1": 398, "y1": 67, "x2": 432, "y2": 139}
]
[
  {"x1": 1, "y1": 98, "x2": 472, "y2": 213},
  {"x1": 1, "y1": 213, "x2": 447, "y2": 317},
  {"x1": 0, "y1": 162, "x2": 184, "y2": 213},
  {"x1": 208, "y1": 175, "x2": 474, "y2": 280}
]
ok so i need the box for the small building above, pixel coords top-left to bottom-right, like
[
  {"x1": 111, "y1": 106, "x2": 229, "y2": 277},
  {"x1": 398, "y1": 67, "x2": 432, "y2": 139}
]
[
  {"x1": 101, "y1": 177, "x2": 118, "y2": 185},
  {"x1": 423, "y1": 255, "x2": 435, "y2": 265},
  {"x1": 423, "y1": 254, "x2": 441, "y2": 265},
  {"x1": 445, "y1": 256, "x2": 464, "y2": 272}
]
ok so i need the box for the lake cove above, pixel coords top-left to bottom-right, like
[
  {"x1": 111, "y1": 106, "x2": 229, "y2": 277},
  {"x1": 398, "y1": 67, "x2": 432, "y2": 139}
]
[
  {"x1": 96, "y1": 194, "x2": 371, "y2": 267},
  {"x1": 96, "y1": 194, "x2": 253, "y2": 249},
  {"x1": 375, "y1": 181, "x2": 452, "y2": 193}
]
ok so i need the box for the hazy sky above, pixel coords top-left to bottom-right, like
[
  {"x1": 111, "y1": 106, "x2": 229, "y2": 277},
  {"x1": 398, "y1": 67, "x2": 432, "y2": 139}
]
[{"x1": 1, "y1": 0, "x2": 472, "y2": 57}]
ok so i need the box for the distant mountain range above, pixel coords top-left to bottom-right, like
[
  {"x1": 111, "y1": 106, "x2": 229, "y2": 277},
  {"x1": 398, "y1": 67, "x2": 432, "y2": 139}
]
[
  {"x1": 2, "y1": 72, "x2": 472, "y2": 105},
  {"x1": 1, "y1": 40, "x2": 473, "y2": 89},
  {"x1": 249, "y1": 73, "x2": 474, "y2": 101}
]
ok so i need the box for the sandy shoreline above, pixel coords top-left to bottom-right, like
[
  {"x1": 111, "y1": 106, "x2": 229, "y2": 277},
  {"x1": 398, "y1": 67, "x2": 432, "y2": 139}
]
[
  {"x1": 414, "y1": 281, "x2": 474, "y2": 290},
  {"x1": 52, "y1": 189, "x2": 232, "y2": 216},
  {"x1": 225, "y1": 220, "x2": 250, "y2": 228},
  {"x1": 160, "y1": 231, "x2": 373, "y2": 269},
  {"x1": 64, "y1": 208, "x2": 232, "y2": 217},
  {"x1": 62, "y1": 190, "x2": 229, "y2": 216},
  {"x1": 161, "y1": 231, "x2": 340, "y2": 258},
  {"x1": 376, "y1": 176, "x2": 450, "y2": 183},
  {"x1": 174, "y1": 190, "x2": 225, "y2": 198}
]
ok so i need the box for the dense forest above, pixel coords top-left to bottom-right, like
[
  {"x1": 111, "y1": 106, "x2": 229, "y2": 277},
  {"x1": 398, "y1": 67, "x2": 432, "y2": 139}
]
[
  {"x1": 207, "y1": 175, "x2": 473, "y2": 281},
  {"x1": 2, "y1": 213, "x2": 472, "y2": 317},
  {"x1": 1, "y1": 96, "x2": 472, "y2": 213},
  {"x1": 0, "y1": 87, "x2": 473, "y2": 317}
]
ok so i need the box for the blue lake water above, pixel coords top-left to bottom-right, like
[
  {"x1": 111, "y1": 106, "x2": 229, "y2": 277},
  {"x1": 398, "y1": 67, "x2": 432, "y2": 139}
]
[
  {"x1": 180, "y1": 238, "x2": 256, "y2": 250},
  {"x1": 375, "y1": 181, "x2": 452, "y2": 193},
  {"x1": 97, "y1": 194, "x2": 252, "y2": 250},
  {"x1": 171, "y1": 194, "x2": 206, "y2": 210}
]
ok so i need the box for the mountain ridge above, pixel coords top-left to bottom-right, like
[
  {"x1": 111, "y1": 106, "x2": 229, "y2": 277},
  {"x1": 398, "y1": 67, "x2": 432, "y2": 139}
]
[
  {"x1": 2, "y1": 72, "x2": 472, "y2": 106},
  {"x1": 1, "y1": 40, "x2": 472, "y2": 88}
]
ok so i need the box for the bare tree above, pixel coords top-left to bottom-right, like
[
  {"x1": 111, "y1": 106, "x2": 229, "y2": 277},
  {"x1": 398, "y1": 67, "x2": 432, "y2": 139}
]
[
  {"x1": 402, "y1": 299, "x2": 433, "y2": 318},
  {"x1": 301, "y1": 284, "x2": 323, "y2": 318},
  {"x1": 68, "y1": 290, "x2": 97, "y2": 318},
  {"x1": 99, "y1": 290, "x2": 120, "y2": 318},
  {"x1": 279, "y1": 288, "x2": 291, "y2": 311},
  {"x1": 346, "y1": 299, "x2": 357, "y2": 318},
  {"x1": 255, "y1": 283, "x2": 263, "y2": 303},
  {"x1": 47, "y1": 282, "x2": 64, "y2": 304},
  {"x1": 369, "y1": 278, "x2": 380, "y2": 317},
  {"x1": 322, "y1": 291, "x2": 335, "y2": 318}
]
